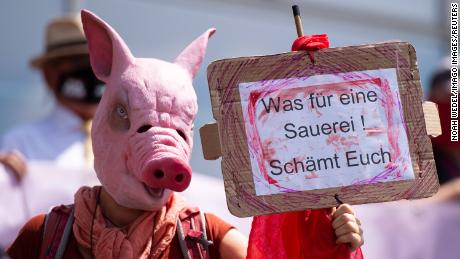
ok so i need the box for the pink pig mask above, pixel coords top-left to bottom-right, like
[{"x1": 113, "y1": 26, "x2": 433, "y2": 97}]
[{"x1": 81, "y1": 10, "x2": 215, "y2": 211}]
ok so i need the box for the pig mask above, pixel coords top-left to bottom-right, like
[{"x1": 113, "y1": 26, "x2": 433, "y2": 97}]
[{"x1": 81, "y1": 10, "x2": 215, "y2": 211}]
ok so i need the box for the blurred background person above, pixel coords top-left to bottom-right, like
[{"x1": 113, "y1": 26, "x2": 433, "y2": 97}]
[
  {"x1": 427, "y1": 58, "x2": 460, "y2": 202},
  {"x1": 2, "y1": 14, "x2": 103, "y2": 173},
  {"x1": 428, "y1": 58, "x2": 460, "y2": 184},
  {"x1": 0, "y1": 12, "x2": 104, "y2": 249}
]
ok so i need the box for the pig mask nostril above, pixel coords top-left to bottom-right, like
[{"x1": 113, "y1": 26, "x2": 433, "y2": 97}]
[
  {"x1": 137, "y1": 125, "x2": 152, "y2": 133},
  {"x1": 176, "y1": 130, "x2": 186, "y2": 141},
  {"x1": 154, "y1": 170, "x2": 164, "y2": 179},
  {"x1": 175, "y1": 173, "x2": 184, "y2": 182}
]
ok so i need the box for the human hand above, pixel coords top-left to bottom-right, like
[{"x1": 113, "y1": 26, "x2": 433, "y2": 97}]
[
  {"x1": 331, "y1": 204, "x2": 364, "y2": 252},
  {"x1": 0, "y1": 151, "x2": 27, "y2": 182}
]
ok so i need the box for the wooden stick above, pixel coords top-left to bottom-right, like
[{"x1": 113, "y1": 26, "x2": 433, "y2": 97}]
[
  {"x1": 334, "y1": 194, "x2": 344, "y2": 205},
  {"x1": 292, "y1": 5, "x2": 304, "y2": 37}
]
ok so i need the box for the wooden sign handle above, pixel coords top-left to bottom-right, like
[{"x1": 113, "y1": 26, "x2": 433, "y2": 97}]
[
  {"x1": 199, "y1": 122, "x2": 221, "y2": 160},
  {"x1": 200, "y1": 101, "x2": 442, "y2": 160},
  {"x1": 422, "y1": 101, "x2": 442, "y2": 137}
]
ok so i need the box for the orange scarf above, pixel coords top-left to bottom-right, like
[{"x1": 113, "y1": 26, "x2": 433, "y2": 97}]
[{"x1": 73, "y1": 186, "x2": 185, "y2": 258}]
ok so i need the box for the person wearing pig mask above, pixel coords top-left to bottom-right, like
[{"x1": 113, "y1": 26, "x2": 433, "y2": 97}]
[{"x1": 8, "y1": 10, "x2": 363, "y2": 259}]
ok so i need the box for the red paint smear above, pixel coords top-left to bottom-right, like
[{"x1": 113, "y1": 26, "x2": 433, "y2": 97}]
[
  {"x1": 249, "y1": 91, "x2": 279, "y2": 185},
  {"x1": 378, "y1": 78, "x2": 402, "y2": 168},
  {"x1": 246, "y1": 75, "x2": 406, "y2": 190},
  {"x1": 365, "y1": 128, "x2": 386, "y2": 136},
  {"x1": 326, "y1": 134, "x2": 359, "y2": 152},
  {"x1": 305, "y1": 171, "x2": 319, "y2": 179},
  {"x1": 262, "y1": 139, "x2": 277, "y2": 158}
]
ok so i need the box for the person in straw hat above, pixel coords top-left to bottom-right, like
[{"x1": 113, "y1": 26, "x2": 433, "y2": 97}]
[{"x1": 0, "y1": 14, "x2": 104, "y2": 249}]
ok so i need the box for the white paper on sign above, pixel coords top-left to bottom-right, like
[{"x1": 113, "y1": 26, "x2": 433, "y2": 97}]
[{"x1": 239, "y1": 68, "x2": 414, "y2": 196}]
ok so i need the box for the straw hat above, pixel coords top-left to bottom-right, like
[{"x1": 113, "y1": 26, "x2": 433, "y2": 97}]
[{"x1": 30, "y1": 14, "x2": 88, "y2": 68}]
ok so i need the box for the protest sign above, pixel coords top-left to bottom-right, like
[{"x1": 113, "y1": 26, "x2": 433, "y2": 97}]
[{"x1": 202, "y1": 42, "x2": 441, "y2": 217}]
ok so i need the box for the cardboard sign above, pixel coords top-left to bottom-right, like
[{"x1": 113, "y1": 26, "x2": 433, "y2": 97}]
[{"x1": 203, "y1": 42, "x2": 440, "y2": 217}]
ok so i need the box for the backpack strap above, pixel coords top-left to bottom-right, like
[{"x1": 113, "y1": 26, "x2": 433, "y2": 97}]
[
  {"x1": 39, "y1": 205, "x2": 74, "y2": 259},
  {"x1": 176, "y1": 207, "x2": 213, "y2": 259}
]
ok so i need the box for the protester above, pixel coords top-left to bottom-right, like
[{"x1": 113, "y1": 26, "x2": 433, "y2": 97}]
[
  {"x1": 427, "y1": 58, "x2": 460, "y2": 201},
  {"x1": 428, "y1": 58, "x2": 460, "y2": 184},
  {"x1": 2, "y1": 13, "x2": 103, "y2": 167},
  {"x1": 0, "y1": 13, "x2": 103, "y2": 249}
]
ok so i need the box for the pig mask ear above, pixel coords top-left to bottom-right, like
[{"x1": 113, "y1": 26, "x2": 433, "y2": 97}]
[
  {"x1": 81, "y1": 9, "x2": 134, "y2": 82},
  {"x1": 174, "y1": 28, "x2": 216, "y2": 79}
]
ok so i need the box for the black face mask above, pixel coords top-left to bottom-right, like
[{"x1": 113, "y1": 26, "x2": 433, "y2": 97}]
[{"x1": 57, "y1": 68, "x2": 105, "y2": 104}]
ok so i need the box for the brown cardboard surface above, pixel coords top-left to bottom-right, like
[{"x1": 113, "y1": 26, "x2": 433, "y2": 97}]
[
  {"x1": 422, "y1": 102, "x2": 442, "y2": 137},
  {"x1": 199, "y1": 123, "x2": 221, "y2": 160},
  {"x1": 203, "y1": 41, "x2": 440, "y2": 217}
]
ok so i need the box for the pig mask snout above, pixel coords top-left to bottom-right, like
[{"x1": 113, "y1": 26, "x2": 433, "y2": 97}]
[
  {"x1": 130, "y1": 125, "x2": 192, "y2": 192},
  {"x1": 141, "y1": 156, "x2": 192, "y2": 193}
]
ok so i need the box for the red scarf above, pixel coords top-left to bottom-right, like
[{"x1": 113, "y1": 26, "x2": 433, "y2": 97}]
[{"x1": 73, "y1": 186, "x2": 185, "y2": 259}]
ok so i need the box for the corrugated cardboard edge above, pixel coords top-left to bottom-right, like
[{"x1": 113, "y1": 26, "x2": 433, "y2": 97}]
[
  {"x1": 422, "y1": 101, "x2": 442, "y2": 137},
  {"x1": 199, "y1": 122, "x2": 221, "y2": 160}
]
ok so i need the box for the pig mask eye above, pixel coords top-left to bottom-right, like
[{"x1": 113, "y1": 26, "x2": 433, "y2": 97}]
[
  {"x1": 110, "y1": 104, "x2": 130, "y2": 131},
  {"x1": 116, "y1": 105, "x2": 128, "y2": 119}
]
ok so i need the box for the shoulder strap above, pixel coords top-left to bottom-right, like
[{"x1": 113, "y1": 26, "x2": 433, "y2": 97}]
[
  {"x1": 176, "y1": 207, "x2": 213, "y2": 259},
  {"x1": 39, "y1": 205, "x2": 75, "y2": 259}
]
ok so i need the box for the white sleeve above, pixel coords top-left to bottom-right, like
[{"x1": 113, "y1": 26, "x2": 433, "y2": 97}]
[{"x1": 0, "y1": 163, "x2": 29, "y2": 249}]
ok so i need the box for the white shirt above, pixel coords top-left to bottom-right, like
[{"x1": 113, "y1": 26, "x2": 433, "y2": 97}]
[
  {"x1": 355, "y1": 201, "x2": 460, "y2": 259},
  {"x1": 0, "y1": 104, "x2": 96, "y2": 248},
  {"x1": 2, "y1": 104, "x2": 88, "y2": 166}
]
